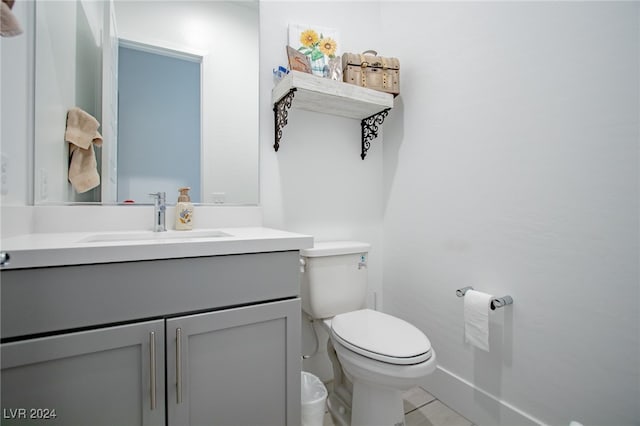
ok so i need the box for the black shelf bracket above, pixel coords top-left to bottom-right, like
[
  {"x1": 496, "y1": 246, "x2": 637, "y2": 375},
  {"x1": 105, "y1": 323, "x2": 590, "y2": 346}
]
[
  {"x1": 273, "y1": 88, "x2": 297, "y2": 152},
  {"x1": 361, "y1": 108, "x2": 391, "y2": 160}
]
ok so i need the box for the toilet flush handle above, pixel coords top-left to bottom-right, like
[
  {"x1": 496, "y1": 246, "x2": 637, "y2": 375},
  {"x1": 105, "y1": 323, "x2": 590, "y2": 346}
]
[
  {"x1": 358, "y1": 254, "x2": 367, "y2": 269},
  {"x1": 299, "y1": 257, "x2": 306, "y2": 273}
]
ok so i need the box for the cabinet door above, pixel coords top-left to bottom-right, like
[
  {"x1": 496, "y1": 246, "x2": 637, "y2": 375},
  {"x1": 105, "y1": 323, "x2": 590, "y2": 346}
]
[
  {"x1": 1, "y1": 320, "x2": 165, "y2": 426},
  {"x1": 166, "y1": 299, "x2": 301, "y2": 426}
]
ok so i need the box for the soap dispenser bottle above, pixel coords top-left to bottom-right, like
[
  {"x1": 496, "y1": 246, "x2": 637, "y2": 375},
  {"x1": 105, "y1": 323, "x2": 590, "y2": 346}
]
[{"x1": 175, "y1": 187, "x2": 194, "y2": 230}]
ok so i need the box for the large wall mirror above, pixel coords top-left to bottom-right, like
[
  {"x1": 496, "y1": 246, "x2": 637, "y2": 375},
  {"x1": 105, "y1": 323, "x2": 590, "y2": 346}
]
[{"x1": 33, "y1": 0, "x2": 259, "y2": 205}]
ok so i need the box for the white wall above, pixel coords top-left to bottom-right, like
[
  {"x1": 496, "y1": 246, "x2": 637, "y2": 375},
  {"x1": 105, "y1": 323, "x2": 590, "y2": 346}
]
[
  {"x1": 259, "y1": 1, "x2": 386, "y2": 379},
  {"x1": 260, "y1": 1, "x2": 639, "y2": 425},
  {"x1": 33, "y1": 0, "x2": 77, "y2": 203},
  {"x1": 378, "y1": 2, "x2": 639, "y2": 426}
]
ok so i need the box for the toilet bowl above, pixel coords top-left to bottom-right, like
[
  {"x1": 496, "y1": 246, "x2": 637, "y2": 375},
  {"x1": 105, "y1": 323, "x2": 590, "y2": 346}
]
[
  {"x1": 322, "y1": 309, "x2": 436, "y2": 426},
  {"x1": 300, "y1": 242, "x2": 436, "y2": 426}
]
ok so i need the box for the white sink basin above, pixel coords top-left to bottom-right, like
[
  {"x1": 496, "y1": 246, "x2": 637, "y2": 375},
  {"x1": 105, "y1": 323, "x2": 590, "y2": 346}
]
[{"x1": 79, "y1": 229, "x2": 232, "y2": 243}]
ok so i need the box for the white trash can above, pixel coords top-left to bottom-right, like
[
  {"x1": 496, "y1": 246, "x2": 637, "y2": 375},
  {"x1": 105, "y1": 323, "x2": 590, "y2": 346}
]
[{"x1": 301, "y1": 371, "x2": 327, "y2": 426}]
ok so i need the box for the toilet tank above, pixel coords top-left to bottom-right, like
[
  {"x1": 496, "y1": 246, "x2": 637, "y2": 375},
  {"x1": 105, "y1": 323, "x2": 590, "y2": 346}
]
[{"x1": 300, "y1": 241, "x2": 371, "y2": 319}]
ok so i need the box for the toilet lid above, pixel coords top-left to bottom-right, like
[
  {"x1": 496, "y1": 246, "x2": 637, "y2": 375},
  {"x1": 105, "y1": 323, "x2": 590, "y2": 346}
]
[{"x1": 330, "y1": 309, "x2": 432, "y2": 365}]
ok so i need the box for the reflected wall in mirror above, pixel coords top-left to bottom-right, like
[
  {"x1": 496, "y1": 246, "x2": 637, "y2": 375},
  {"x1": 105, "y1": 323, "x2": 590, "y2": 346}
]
[
  {"x1": 117, "y1": 41, "x2": 202, "y2": 203},
  {"x1": 33, "y1": 0, "x2": 259, "y2": 205}
]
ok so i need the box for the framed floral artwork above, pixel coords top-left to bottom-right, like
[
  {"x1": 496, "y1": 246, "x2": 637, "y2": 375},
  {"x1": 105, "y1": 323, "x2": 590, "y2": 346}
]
[{"x1": 288, "y1": 24, "x2": 340, "y2": 77}]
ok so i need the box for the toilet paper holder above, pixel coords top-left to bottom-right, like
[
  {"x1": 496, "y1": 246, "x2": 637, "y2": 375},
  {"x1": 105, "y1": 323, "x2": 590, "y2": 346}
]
[{"x1": 456, "y1": 286, "x2": 513, "y2": 310}]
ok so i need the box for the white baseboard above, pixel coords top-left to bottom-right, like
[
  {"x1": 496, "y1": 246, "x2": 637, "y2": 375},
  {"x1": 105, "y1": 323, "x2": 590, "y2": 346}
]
[{"x1": 421, "y1": 366, "x2": 547, "y2": 426}]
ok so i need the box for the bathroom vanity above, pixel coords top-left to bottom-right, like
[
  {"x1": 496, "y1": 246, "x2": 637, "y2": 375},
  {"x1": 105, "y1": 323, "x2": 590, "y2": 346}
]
[{"x1": 0, "y1": 228, "x2": 312, "y2": 426}]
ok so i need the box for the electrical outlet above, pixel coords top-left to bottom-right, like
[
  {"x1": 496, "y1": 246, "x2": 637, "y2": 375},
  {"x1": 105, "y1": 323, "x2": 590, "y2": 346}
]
[
  {"x1": 211, "y1": 192, "x2": 226, "y2": 204},
  {"x1": 39, "y1": 168, "x2": 48, "y2": 201}
]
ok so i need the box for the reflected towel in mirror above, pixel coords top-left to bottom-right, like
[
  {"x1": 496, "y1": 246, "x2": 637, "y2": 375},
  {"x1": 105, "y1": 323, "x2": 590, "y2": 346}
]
[
  {"x1": 65, "y1": 107, "x2": 103, "y2": 193},
  {"x1": 65, "y1": 107, "x2": 102, "y2": 149},
  {"x1": 68, "y1": 144, "x2": 100, "y2": 193},
  {"x1": 1, "y1": 0, "x2": 23, "y2": 37}
]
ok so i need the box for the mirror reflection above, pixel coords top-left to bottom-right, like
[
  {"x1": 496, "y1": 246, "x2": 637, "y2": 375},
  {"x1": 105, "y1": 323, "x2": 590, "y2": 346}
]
[{"x1": 33, "y1": 0, "x2": 259, "y2": 205}]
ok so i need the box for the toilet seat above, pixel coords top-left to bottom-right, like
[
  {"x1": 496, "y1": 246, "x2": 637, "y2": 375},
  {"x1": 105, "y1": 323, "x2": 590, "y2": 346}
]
[{"x1": 330, "y1": 309, "x2": 432, "y2": 365}]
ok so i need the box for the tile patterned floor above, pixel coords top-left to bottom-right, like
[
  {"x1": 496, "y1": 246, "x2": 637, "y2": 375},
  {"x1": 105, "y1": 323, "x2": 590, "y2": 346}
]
[{"x1": 322, "y1": 386, "x2": 474, "y2": 426}]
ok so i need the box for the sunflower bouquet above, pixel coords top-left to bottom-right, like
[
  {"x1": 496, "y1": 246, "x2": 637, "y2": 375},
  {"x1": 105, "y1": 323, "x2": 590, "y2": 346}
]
[
  {"x1": 299, "y1": 29, "x2": 337, "y2": 60},
  {"x1": 298, "y1": 29, "x2": 338, "y2": 76}
]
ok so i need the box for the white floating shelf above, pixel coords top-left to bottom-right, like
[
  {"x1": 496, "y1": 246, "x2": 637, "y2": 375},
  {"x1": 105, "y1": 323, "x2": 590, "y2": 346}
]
[{"x1": 272, "y1": 71, "x2": 394, "y2": 120}]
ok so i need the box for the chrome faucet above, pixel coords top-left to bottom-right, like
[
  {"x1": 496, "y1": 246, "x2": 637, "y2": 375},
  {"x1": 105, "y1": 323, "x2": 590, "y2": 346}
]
[{"x1": 149, "y1": 192, "x2": 167, "y2": 232}]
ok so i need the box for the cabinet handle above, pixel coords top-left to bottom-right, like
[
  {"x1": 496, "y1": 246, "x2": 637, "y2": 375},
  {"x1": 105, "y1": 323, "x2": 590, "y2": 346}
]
[
  {"x1": 150, "y1": 331, "x2": 157, "y2": 410},
  {"x1": 176, "y1": 327, "x2": 183, "y2": 404}
]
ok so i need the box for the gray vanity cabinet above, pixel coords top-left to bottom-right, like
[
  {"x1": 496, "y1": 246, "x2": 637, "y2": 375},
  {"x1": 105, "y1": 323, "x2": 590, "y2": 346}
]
[
  {"x1": 1, "y1": 251, "x2": 302, "y2": 426},
  {"x1": 1, "y1": 320, "x2": 166, "y2": 426}
]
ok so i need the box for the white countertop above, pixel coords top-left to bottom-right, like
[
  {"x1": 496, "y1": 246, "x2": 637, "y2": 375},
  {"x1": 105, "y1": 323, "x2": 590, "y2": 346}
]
[{"x1": 0, "y1": 227, "x2": 313, "y2": 269}]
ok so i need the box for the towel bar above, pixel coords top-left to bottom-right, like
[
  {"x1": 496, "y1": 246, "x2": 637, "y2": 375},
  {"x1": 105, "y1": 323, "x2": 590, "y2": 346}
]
[{"x1": 455, "y1": 286, "x2": 513, "y2": 310}]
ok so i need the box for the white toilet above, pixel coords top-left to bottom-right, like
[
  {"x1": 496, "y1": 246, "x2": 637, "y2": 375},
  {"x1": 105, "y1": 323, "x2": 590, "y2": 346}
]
[{"x1": 300, "y1": 241, "x2": 436, "y2": 426}]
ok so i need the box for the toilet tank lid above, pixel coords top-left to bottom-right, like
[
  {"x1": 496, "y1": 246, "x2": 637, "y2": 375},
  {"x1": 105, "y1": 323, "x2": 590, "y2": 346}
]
[{"x1": 300, "y1": 241, "x2": 371, "y2": 257}]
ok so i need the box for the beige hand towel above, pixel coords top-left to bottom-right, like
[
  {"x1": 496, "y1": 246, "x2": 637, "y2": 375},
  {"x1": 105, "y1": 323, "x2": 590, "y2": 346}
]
[
  {"x1": 1, "y1": 0, "x2": 23, "y2": 37},
  {"x1": 65, "y1": 107, "x2": 103, "y2": 193},
  {"x1": 65, "y1": 107, "x2": 102, "y2": 149},
  {"x1": 69, "y1": 144, "x2": 100, "y2": 193}
]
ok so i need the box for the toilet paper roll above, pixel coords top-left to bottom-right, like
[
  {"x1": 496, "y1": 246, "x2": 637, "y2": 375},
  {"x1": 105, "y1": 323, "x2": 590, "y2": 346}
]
[{"x1": 464, "y1": 289, "x2": 493, "y2": 351}]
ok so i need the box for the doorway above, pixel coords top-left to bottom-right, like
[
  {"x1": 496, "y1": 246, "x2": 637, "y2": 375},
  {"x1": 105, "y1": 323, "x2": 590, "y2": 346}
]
[{"x1": 117, "y1": 41, "x2": 202, "y2": 203}]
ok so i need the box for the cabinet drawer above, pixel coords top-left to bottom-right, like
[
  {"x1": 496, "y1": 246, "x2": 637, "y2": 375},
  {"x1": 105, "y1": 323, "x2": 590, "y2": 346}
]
[{"x1": 1, "y1": 251, "x2": 300, "y2": 339}]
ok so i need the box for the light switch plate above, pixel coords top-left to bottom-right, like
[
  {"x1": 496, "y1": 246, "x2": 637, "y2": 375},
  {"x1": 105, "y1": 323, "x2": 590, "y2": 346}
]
[{"x1": 1, "y1": 154, "x2": 8, "y2": 196}]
